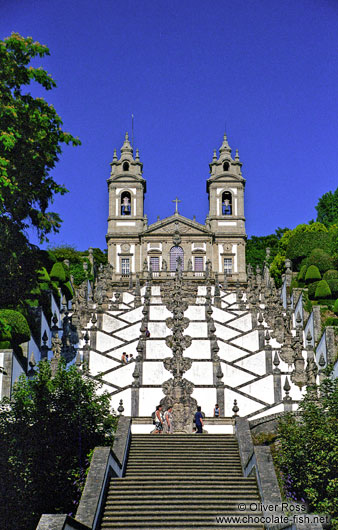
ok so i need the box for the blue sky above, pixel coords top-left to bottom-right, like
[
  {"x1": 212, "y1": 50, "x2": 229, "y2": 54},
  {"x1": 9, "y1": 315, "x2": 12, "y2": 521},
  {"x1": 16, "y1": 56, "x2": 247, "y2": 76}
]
[{"x1": 2, "y1": 0, "x2": 338, "y2": 251}]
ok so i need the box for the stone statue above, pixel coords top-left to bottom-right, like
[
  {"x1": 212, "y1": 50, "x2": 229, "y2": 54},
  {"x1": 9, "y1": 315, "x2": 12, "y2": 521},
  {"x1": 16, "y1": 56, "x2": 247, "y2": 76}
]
[
  {"x1": 187, "y1": 258, "x2": 192, "y2": 271},
  {"x1": 162, "y1": 259, "x2": 167, "y2": 271},
  {"x1": 121, "y1": 196, "x2": 131, "y2": 215},
  {"x1": 222, "y1": 198, "x2": 232, "y2": 215},
  {"x1": 143, "y1": 259, "x2": 148, "y2": 271}
]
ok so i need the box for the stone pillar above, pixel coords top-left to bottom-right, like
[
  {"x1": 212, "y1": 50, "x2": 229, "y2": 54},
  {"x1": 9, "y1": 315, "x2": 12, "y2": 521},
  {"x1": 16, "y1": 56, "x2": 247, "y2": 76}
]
[
  {"x1": 312, "y1": 306, "x2": 322, "y2": 343},
  {"x1": 272, "y1": 352, "x2": 282, "y2": 403},
  {"x1": 1, "y1": 350, "x2": 13, "y2": 399}
]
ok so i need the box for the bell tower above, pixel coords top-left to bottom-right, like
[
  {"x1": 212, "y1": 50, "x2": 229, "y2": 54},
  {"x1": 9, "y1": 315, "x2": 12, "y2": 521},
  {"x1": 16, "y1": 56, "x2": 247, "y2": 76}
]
[
  {"x1": 106, "y1": 132, "x2": 146, "y2": 275},
  {"x1": 207, "y1": 133, "x2": 247, "y2": 283}
]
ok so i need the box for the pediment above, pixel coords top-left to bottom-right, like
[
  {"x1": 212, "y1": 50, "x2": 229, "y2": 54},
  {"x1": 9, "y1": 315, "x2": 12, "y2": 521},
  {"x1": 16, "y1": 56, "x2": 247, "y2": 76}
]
[
  {"x1": 107, "y1": 174, "x2": 145, "y2": 184},
  {"x1": 143, "y1": 214, "x2": 211, "y2": 236},
  {"x1": 207, "y1": 174, "x2": 245, "y2": 184}
]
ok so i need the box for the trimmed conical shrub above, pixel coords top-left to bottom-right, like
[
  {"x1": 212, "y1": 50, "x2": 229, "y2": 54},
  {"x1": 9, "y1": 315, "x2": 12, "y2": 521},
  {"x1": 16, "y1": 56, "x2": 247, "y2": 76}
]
[
  {"x1": 298, "y1": 264, "x2": 307, "y2": 281},
  {"x1": 323, "y1": 270, "x2": 338, "y2": 280},
  {"x1": 333, "y1": 299, "x2": 338, "y2": 315},
  {"x1": 37, "y1": 267, "x2": 51, "y2": 282},
  {"x1": 328, "y1": 279, "x2": 338, "y2": 298},
  {"x1": 314, "y1": 280, "x2": 332, "y2": 299},
  {"x1": 61, "y1": 281, "x2": 74, "y2": 301},
  {"x1": 305, "y1": 265, "x2": 321, "y2": 283},
  {"x1": 308, "y1": 281, "x2": 319, "y2": 300},
  {"x1": 50, "y1": 262, "x2": 66, "y2": 283}
]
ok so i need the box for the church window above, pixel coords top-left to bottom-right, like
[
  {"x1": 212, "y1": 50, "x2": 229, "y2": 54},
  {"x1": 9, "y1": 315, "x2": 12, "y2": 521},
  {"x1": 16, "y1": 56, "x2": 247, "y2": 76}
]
[
  {"x1": 170, "y1": 246, "x2": 184, "y2": 271},
  {"x1": 222, "y1": 191, "x2": 232, "y2": 215},
  {"x1": 123, "y1": 161, "x2": 129, "y2": 171},
  {"x1": 150, "y1": 257, "x2": 159, "y2": 271},
  {"x1": 121, "y1": 258, "x2": 130, "y2": 275},
  {"x1": 223, "y1": 161, "x2": 230, "y2": 171},
  {"x1": 121, "y1": 191, "x2": 132, "y2": 215},
  {"x1": 194, "y1": 257, "x2": 204, "y2": 271},
  {"x1": 224, "y1": 258, "x2": 232, "y2": 275}
]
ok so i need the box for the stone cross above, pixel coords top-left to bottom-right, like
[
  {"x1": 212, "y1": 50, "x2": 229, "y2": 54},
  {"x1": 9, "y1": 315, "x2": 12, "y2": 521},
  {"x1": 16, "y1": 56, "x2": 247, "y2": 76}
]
[{"x1": 172, "y1": 197, "x2": 181, "y2": 214}]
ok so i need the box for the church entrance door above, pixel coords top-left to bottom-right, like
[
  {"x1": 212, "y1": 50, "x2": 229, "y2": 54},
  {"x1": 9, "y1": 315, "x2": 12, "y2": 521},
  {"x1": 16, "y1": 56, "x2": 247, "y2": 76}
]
[{"x1": 170, "y1": 246, "x2": 184, "y2": 271}]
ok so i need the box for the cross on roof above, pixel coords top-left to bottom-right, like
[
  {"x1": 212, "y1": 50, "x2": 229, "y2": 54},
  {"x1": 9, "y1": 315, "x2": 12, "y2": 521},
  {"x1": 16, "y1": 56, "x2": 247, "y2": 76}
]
[{"x1": 172, "y1": 197, "x2": 181, "y2": 214}]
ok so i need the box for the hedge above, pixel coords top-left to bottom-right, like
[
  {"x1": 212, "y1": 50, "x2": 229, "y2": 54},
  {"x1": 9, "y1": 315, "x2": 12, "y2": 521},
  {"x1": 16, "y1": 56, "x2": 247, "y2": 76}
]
[
  {"x1": 50, "y1": 262, "x2": 66, "y2": 283},
  {"x1": 323, "y1": 270, "x2": 338, "y2": 280},
  {"x1": 0, "y1": 310, "x2": 31, "y2": 345},
  {"x1": 314, "y1": 280, "x2": 332, "y2": 300},
  {"x1": 305, "y1": 265, "x2": 321, "y2": 284}
]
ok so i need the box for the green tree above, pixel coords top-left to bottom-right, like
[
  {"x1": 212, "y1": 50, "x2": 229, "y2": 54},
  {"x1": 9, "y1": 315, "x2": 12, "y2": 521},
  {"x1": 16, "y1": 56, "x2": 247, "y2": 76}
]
[
  {"x1": 0, "y1": 33, "x2": 80, "y2": 307},
  {"x1": 0, "y1": 359, "x2": 117, "y2": 530},
  {"x1": 278, "y1": 377, "x2": 338, "y2": 529},
  {"x1": 246, "y1": 228, "x2": 288, "y2": 271},
  {"x1": 316, "y1": 187, "x2": 338, "y2": 227}
]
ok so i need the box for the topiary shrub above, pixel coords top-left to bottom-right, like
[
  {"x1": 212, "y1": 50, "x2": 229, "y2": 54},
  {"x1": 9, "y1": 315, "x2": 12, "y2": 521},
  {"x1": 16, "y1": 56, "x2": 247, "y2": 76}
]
[
  {"x1": 37, "y1": 267, "x2": 51, "y2": 283},
  {"x1": 305, "y1": 265, "x2": 321, "y2": 284},
  {"x1": 306, "y1": 248, "x2": 333, "y2": 273},
  {"x1": 314, "y1": 280, "x2": 332, "y2": 300},
  {"x1": 50, "y1": 262, "x2": 66, "y2": 284},
  {"x1": 333, "y1": 299, "x2": 338, "y2": 315},
  {"x1": 0, "y1": 315, "x2": 12, "y2": 342},
  {"x1": 327, "y1": 279, "x2": 338, "y2": 298},
  {"x1": 61, "y1": 281, "x2": 74, "y2": 301},
  {"x1": 298, "y1": 264, "x2": 307, "y2": 281},
  {"x1": 308, "y1": 281, "x2": 320, "y2": 300},
  {"x1": 0, "y1": 310, "x2": 31, "y2": 345},
  {"x1": 323, "y1": 269, "x2": 338, "y2": 280}
]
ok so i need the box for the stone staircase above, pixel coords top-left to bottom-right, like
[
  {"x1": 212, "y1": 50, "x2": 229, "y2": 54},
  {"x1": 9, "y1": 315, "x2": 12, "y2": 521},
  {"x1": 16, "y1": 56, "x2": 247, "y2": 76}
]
[{"x1": 100, "y1": 434, "x2": 263, "y2": 529}]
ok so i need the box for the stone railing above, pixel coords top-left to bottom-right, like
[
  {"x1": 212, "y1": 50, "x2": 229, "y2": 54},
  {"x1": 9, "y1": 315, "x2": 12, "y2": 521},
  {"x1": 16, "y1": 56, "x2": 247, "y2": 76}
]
[
  {"x1": 235, "y1": 418, "x2": 323, "y2": 530},
  {"x1": 36, "y1": 416, "x2": 131, "y2": 530}
]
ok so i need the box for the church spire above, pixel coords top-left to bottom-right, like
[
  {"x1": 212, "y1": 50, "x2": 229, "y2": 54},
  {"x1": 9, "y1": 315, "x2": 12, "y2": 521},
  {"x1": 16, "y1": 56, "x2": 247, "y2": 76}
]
[
  {"x1": 219, "y1": 132, "x2": 232, "y2": 157},
  {"x1": 120, "y1": 132, "x2": 133, "y2": 159}
]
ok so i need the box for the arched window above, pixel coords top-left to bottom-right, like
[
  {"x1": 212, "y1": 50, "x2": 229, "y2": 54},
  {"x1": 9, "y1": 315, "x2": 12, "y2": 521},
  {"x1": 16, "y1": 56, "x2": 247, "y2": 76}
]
[
  {"x1": 121, "y1": 191, "x2": 131, "y2": 216},
  {"x1": 123, "y1": 161, "x2": 129, "y2": 171},
  {"x1": 222, "y1": 191, "x2": 232, "y2": 215},
  {"x1": 170, "y1": 246, "x2": 184, "y2": 271},
  {"x1": 223, "y1": 161, "x2": 230, "y2": 171}
]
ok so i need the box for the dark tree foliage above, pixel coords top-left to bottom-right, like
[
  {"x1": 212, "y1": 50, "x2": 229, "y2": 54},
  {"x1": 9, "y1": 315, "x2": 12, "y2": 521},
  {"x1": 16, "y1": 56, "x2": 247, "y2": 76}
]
[
  {"x1": 0, "y1": 220, "x2": 41, "y2": 308},
  {"x1": 0, "y1": 33, "x2": 80, "y2": 308},
  {"x1": 316, "y1": 187, "x2": 338, "y2": 227},
  {"x1": 278, "y1": 377, "x2": 338, "y2": 529},
  {"x1": 0, "y1": 359, "x2": 117, "y2": 530},
  {"x1": 246, "y1": 228, "x2": 288, "y2": 271}
]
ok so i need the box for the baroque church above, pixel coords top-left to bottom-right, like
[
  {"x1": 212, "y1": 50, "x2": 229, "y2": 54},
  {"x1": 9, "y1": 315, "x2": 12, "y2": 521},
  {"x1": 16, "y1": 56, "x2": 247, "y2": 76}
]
[
  {"x1": 65, "y1": 131, "x2": 321, "y2": 431},
  {"x1": 106, "y1": 132, "x2": 246, "y2": 284}
]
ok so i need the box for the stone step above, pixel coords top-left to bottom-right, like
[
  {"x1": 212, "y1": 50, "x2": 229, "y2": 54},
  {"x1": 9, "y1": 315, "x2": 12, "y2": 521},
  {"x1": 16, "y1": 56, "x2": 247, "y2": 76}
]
[
  {"x1": 105, "y1": 498, "x2": 259, "y2": 505},
  {"x1": 127, "y1": 462, "x2": 242, "y2": 467},
  {"x1": 100, "y1": 514, "x2": 264, "y2": 525},
  {"x1": 128, "y1": 454, "x2": 241, "y2": 460},
  {"x1": 101, "y1": 522, "x2": 263, "y2": 529}
]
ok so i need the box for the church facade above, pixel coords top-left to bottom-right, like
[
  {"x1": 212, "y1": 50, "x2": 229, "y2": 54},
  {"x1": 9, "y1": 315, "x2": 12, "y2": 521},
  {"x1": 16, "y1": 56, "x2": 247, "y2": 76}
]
[{"x1": 106, "y1": 132, "x2": 247, "y2": 284}]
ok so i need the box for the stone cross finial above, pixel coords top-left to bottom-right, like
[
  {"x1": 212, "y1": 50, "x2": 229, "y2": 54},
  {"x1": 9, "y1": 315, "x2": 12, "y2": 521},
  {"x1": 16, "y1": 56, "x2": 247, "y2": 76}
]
[{"x1": 172, "y1": 197, "x2": 181, "y2": 214}]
